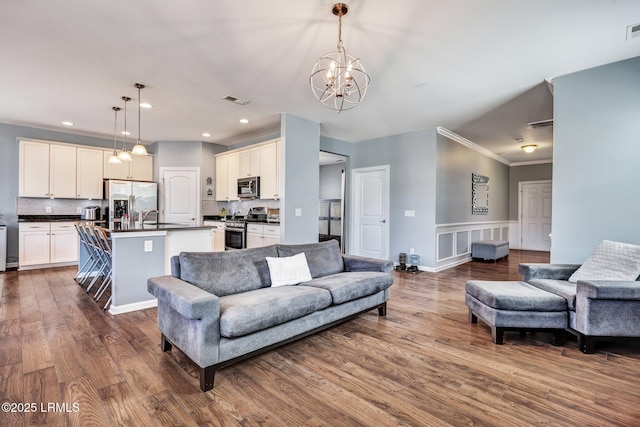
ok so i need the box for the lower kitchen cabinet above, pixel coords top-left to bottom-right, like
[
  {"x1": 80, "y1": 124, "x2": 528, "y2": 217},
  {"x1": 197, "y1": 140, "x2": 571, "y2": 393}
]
[
  {"x1": 246, "y1": 223, "x2": 280, "y2": 249},
  {"x1": 19, "y1": 222, "x2": 78, "y2": 269}
]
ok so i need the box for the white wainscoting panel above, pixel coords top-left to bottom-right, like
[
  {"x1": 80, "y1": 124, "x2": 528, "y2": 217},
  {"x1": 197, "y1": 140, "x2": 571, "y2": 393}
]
[{"x1": 435, "y1": 221, "x2": 510, "y2": 271}]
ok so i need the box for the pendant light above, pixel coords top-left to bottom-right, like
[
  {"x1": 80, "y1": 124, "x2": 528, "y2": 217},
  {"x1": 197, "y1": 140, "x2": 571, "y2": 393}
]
[
  {"x1": 117, "y1": 96, "x2": 133, "y2": 162},
  {"x1": 309, "y1": 3, "x2": 370, "y2": 112},
  {"x1": 107, "y1": 107, "x2": 122, "y2": 164},
  {"x1": 131, "y1": 83, "x2": 148, "y2": 156}
]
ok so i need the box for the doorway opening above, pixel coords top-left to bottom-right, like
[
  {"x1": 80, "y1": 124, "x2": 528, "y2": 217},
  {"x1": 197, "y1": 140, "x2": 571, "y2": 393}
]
[{"x1": 319, "y1": 151, "x2": 347, "y2": 252}]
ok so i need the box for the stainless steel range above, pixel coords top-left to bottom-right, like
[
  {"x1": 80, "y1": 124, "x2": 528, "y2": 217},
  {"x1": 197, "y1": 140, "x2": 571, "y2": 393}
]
[{"x1": 224, "y1": 217, "x2": 246, "y2": 250}]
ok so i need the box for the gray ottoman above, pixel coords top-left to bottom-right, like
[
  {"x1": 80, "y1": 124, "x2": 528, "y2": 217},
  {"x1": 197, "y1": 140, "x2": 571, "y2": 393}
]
[
  {"x1": 465, "y1": 280, "x2": 568, "y2": 345},
  {"x1": 471, "y1": 240, "x2": 509, "y2": 262}
]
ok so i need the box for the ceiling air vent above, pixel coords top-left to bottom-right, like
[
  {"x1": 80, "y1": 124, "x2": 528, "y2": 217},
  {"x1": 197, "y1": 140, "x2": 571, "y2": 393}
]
[
  {"x1": 627, "y1": 23, "x2": 640, "y2": 40},
  {"x1": 222, "y1": 95, "x2": 251, "y2": 106},
  {"x1": 528, "y1": 119, "x2": 554, "y2": 128}
]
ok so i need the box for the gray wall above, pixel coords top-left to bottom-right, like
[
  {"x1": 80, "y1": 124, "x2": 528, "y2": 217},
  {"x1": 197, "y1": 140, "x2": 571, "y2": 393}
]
[
  {"x1": 351, "y1": 129, "x2": 438, "y2": 267},
  {"x1": 552, "y1": 56, "x2": 640, "y2": 263},
  {"x1": 508, "y1": 163, "x2": 552, "y2": 220},
  {"x1": 280, "y1": 113, "x2": 320, "y2": 244},
  {"x1": 436, "y1": 133, "x2": 509, "y2": 224},
  {"x1": 0, "y1": 123, "x2": 114, "y2": 264}
]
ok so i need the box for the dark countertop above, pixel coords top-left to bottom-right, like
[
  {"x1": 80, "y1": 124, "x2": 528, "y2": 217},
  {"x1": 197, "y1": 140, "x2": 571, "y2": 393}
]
[
  {"x1": 107, "y1": 222, "x2": 213, "y2": 233},
  {"x1": 19, "y1": 215, "x2": 84, "y2": 222}
]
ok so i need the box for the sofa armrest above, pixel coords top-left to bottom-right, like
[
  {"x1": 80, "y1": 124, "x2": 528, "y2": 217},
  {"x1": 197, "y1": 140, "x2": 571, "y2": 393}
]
[
  {"x1": 519, "y1": 263, "x2": 581, "y2": 281},
  {"x1": 148, "y1": 275, "x2": 220, "y2": 320},
  {"x1": 342, "y1": 254, "x2": 394, "y2": 272},
  {"x1": 577, "y1": 280, "x2": 640, "y2": 300}
]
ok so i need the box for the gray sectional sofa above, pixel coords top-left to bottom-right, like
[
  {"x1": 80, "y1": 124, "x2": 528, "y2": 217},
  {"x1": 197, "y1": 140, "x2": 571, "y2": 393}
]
[
  {"x1": 519, "y1": 263, "x2": 640, "y2": 353},
  {"x1": 147, "y1": 240, "x2": 394, "y2": 391}
]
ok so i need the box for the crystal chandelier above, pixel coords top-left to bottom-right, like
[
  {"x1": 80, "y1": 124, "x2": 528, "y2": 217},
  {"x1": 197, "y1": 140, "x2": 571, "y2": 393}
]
[
  {"x1": 131, "y1": 83, "x2": 148, "y2": 155},
  {"x1": 107, "y1": 106, "x2": 122, "y2": 164},
  {"x1": 117, "y1": 96, "x2": 133, "y2": 162},
  {"x1": 309, "y1": 3, "x2": 370, "y2": 112}
]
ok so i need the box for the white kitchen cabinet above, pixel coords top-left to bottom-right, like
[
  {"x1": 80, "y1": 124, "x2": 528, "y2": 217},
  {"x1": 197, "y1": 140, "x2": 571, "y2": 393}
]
[
  {"x1": 103, "y1": 151, "x2": 153, "y2": 181},
  {"x1": 19, "y1": 223, "x2": 50, "y2": 266},
  {"x1": 246, "y1": 223, "x2": 280, "y2": 248},
  {"x1": 215, "y1": 154, "x2": 229, "y2": 201},
  {"x1": 76, "y1": 147, "x2": 104, "y2": 199},
  {"x1": 239, "y1": 147, "x2": 260, "y2": 178},
  {"x1": 259, "y1": 140, "x2": 280, "y2": 199},
  {"x1": 216, "y1": 152, "x2": 240, "y2": 201},
  {"x1": 19, "y1": 222, "x2": 78, "y2": 269},
  {"x1": 19, "y1": 140, "x2": 77, "y2": 198}
]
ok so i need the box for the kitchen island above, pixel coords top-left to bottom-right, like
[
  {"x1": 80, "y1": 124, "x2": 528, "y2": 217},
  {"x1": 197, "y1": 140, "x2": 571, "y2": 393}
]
[{"x1": 80, "y1": 222, "x2": 213, "y2": 315}]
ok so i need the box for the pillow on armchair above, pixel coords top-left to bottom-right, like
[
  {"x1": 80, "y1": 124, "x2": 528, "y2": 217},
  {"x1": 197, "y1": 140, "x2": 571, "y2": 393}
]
[{"x1": 568, "y1": 239, "x2": 640, "y2": 283}]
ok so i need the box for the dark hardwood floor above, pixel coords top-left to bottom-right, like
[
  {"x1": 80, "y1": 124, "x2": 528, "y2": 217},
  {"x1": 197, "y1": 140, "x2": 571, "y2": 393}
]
[{"x1": 1, "y1": 250, "x2": 640, "y2": 426}]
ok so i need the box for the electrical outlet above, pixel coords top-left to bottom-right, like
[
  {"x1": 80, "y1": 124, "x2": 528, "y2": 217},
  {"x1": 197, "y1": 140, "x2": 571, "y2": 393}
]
[
  {"x1": 410, "y1": 248, "x2": 415, "y2": 255},
  {"x1": 295, "y1": 208, "x2": 302, "y2": 216},
  {"x1": 144, "y1": 240, "x2": 153, "y2": 252},
  {"x1": 45, "y1": 206, "x2": 52, "y2": 213},
  {"x1": 76, "y1": 207, "x2": 82, "y2": 214}
]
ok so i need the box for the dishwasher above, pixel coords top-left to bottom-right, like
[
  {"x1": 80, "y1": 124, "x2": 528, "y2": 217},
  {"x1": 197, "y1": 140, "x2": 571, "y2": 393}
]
[{"x1": 0, "y1": 225, "x2": 6, "y2": 272}]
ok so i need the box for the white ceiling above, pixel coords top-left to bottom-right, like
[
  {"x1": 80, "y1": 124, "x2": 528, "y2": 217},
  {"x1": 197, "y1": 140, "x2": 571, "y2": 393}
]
[{"x1": 2, "y1": 1, "x2": 640, "y2": 163}]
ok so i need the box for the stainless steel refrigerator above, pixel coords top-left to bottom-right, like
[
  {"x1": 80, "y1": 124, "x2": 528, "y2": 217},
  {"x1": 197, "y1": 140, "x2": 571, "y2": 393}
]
[{"x1": 104, "y1": 179, "x2": 158, "y2": 223}]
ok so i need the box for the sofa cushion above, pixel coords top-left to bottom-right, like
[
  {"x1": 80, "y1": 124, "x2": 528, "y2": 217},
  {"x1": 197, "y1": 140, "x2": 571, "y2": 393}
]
[
  {"x1": 179, "y1": 245, "x2": 278, "y2": 297},
  {"x1": 527, "y1": 279, "x2": 577, "y2": 310},
  {"x1": 219, "y1": 286, "x2": 332, "y2": 338},
  {"x1": 568, "y1": 239, "x2": 640, "y2": 283},
  {"x1": 277, "y1": 240, "x2": 344, "y2": 278},
  {"x1": 266, "y1": 253, "x2": 312, "y2": 287},
  {"x1": 300, "y1": 271, "x2": 393, "y2": 305}
]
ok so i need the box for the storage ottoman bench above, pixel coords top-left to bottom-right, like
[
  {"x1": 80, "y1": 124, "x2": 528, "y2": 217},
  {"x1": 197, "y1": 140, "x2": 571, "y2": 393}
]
[
  {"x1": 471, "y1": 240, "x2": 509, "y2": 262},
  {"x1": 465, "y1": 280, "x2": 568, "y2": 345}
]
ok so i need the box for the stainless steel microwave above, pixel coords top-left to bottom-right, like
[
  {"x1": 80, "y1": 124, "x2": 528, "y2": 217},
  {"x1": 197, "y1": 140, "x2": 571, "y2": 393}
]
[{"x1": 238, "y1": 176, "x2": 260, "y2": 199}]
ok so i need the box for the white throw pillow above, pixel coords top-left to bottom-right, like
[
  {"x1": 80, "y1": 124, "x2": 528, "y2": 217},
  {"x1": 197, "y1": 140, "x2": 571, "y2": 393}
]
[
  {"x1": 266, "y1": 252, "x2": 312, "y2": 287},
  {"x1": 568, "y1": 239, "x2": 640, "y2": 283}
]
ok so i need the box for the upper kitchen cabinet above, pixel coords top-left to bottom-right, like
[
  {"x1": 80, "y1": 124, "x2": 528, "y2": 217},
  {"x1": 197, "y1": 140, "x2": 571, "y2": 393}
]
[
  {"x1": 239, "y1": 147, "x2": 260, "y2": 178},
  {"x1": 76, "y1": 147, "x2": 104, "y2": 199},
  {"x1": 19, "y1": 140, "x2": 76, "y2": 198},
  {"x1": 215, "y1": 152, "x2": 240, "y2": 202},
  {"x1": 259, "y1": 139, "x2": 281, "y2": 200},
  {"x1": 103, "y1": 150, "x2": 153, "y2": 181}
]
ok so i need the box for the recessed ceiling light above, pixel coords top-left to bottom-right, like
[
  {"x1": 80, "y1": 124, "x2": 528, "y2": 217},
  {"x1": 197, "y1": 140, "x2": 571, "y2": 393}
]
[
  {"x1": 139, "y1": 102, "x2": 152, "y2": 109},
  {"x1": 121, "y1": 131, "x2": 131, "y2": 135},
  {"x1": 62, "y1": 121, "x2": 74, "y2": 126},
  {"x1": 202, "y1": 133, "x2": 211, "y2": 137},
  {"x1": 239, "y1": 118, "x2": 249, "y2": 124}
]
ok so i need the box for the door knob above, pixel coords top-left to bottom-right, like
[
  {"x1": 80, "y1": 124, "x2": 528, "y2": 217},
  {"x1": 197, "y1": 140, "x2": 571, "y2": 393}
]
[{"x1": 380, "y1": 219, "x2": 386, "y2": 223}]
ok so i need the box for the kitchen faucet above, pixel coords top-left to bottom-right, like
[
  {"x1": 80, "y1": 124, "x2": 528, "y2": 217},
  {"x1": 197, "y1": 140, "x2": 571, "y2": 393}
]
[{"x1": 141, "y1": 209, "x2": 159, "y2": 223}]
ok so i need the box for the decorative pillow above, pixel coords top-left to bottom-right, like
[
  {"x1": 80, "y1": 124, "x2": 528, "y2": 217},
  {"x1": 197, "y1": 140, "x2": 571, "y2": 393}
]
[
  {"x1": 568, "y1": 240, "x2": 640, "y2": 283},
  {"x1": 276, "y1": 240, "x2": 344, "y2": 278},
  {"x1": 266, "y1": 253, "x2": 312, "y2": 287}
]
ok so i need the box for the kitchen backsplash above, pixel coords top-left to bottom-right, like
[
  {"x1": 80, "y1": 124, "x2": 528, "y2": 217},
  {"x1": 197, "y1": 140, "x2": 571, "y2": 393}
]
[{"x1": 17, "y1": 197, "x2": 107, "y2": 216}]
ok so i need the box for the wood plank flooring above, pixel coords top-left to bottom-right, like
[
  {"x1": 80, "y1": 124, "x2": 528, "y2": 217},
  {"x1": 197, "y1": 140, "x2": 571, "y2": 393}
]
[{"x1": 1, "y1": 250, "x2": 640, "y2": 426}]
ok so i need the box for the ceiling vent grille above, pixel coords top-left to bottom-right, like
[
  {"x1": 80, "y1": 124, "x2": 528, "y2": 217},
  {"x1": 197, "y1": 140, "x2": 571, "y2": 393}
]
[
  {"x1": 627, "y1": 23, "x2": 640, "y2": 40},
  {"x1": 528, "y1": 119, "x2": 554, "y2": 128},
  {"x1": 222, "y1": 95, "x2": 251, "y2": 106}
]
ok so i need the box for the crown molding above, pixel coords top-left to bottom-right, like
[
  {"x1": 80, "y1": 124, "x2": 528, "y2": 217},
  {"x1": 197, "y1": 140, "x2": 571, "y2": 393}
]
[
  {"x1": 436, "y1": 127, "x2": 511, "y2": 166},
  {"x1": 510, "y1": 159, "x2": 553, "y2": 167}
]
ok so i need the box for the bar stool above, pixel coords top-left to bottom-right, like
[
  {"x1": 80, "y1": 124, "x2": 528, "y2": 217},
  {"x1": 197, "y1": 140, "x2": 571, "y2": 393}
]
[{"x1": 92, "y1": 226, "x2": 113, "y2": 310}]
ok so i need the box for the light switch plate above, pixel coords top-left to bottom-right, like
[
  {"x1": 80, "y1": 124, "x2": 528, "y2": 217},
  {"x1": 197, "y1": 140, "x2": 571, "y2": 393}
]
[
  {"x1": 295, "y1": 208, "x2": 302, "y2": 216},
  {"x1": 404, "y1": 210, "x2": 415, "y2": 217},
  {"x1": 144, "y1": 240, "x2": 153, "y2": 252}
]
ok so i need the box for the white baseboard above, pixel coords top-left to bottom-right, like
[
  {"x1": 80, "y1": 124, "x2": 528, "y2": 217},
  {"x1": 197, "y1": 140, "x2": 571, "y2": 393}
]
[{"x1": 108, "y1": 298, "x2": 157, "y2": 315}]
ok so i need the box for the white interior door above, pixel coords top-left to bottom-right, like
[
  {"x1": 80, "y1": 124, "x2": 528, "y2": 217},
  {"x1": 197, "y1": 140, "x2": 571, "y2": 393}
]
[
  {"x1": 351, "y1": 166, "x2": 389, "y2": 260},
  {"x1": 161, "y1": 167, "x2": 200, "y2": 225},
  {"x1": 520, "y1": 180, "x2": 552, "y2": 251}
]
